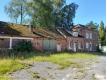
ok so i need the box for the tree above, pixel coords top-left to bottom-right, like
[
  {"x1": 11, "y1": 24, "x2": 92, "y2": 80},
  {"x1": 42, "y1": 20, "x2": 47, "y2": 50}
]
[
  {"x1": 55, "y1": 3, "x2": 78, "y2": 29},
  {"x1": 27, "y1": 0, "x2": 65, "y2": 28},
  {"x1": 5, "y1": 0, "x2": 78, "y2": 29},
  {"x1": 5, "y1": 0, "x2": 27, "y2": 24},
  {"x1": 86, "y1": 21, "x2": 98, "y2": 30},
  {"x1": 99, "y1": 21, "x2": 106, "y2": 46}
]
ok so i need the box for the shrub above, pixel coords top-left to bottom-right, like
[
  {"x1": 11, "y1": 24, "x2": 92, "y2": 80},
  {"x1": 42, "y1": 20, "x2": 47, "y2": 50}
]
[
  {"x1": 96, "y1": 45, "x2": 102, "y2": 52},
  {"x1": 13, "y1": 40, "x2": 32, "y2": 52}
]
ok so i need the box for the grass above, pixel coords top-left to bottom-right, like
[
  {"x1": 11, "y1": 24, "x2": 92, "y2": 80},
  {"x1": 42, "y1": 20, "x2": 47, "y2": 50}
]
[
  {"x1": 0, "y1": 76, "x2": 10, "y2": 80},
  {"x1": 0, "y1": 59, "x2": 26, "y2": 75},
  {"x1": 30, "y1": 72, "x2": 47, "y2": 80},
  {"x1": 0, "y1": 59, "x2": 26, "y2": 80},
  {"x1": 92, "y1": 74, "x2": 97, "y2": 80},
  {"x1": 31, "y1": 72, "x2": 40, "y2": 79},
  {"x1": 0, "y1": 52, "x2": 97, "y2": 80},
  {"x1": 28, "y1": 53, "x2": 96, "y2": 69}
]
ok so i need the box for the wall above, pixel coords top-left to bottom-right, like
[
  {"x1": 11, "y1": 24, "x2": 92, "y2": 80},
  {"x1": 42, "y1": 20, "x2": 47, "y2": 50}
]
[
  {"x1": 67, "y1": 37, "x2": 84, "y2": 52},
  {"x1": 32, "y1": 37, "x2": 43, "y2": 51},
  {"x1": 0, "y1": 38, "x2": 10, "y2": 48},
  {"x1": 57, "y1": 39, "x2": 67, "y2": 51}
]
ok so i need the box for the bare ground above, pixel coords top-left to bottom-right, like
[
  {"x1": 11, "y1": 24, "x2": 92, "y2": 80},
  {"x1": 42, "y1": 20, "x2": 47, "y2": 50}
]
[{"x1": 10, "y1": 56, "x2": 106, "y2": 80}]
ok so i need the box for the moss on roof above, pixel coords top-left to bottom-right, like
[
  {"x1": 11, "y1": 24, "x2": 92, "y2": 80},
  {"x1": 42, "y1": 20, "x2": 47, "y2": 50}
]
[
  {"x1": 32, "y1": 28, "x2": 64, "y2": 39},
  {"x1": 0, "y1": 21, "x2": 35, "y2": 37}
]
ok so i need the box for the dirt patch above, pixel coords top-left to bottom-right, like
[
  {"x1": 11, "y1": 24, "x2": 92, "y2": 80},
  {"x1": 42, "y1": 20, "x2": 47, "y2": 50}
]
[{"x1": 10, "y1": 56, "x2": 106, "y2": 80}]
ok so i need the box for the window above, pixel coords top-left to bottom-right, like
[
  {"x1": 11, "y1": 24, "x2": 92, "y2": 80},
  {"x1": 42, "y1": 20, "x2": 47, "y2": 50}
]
[
  {"x1": 86, "y1": 32, "x2": 90, "y2": 39},
  {"x1": 89, "y1": 42, "x2": 92, "y2": 51},
  {"x1": 70, "y1": 41, "x2": 72, "y2": 47},
  {"x1": 86, "y1": 42, "x2": 89, "y2": 48},
  {"x1": 90, "y1": 33, "x2": 92, "y2": 39},
  {"x1": 68, "y1": 41, "x2": 72, "y2": 50},
  {"x1": 72, "y1": 32, "x2": 78, "y2": 37},
  {"x1": 78, "y1": 43, "x2": 81, "y2": 49}
]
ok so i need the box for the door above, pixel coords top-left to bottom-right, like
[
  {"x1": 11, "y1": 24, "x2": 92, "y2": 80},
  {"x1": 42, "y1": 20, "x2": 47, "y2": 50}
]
[
  {"x1": 43, "y1": 39, "x2": 56, "y2": 51},
  {"x1": 89, "y1": 42, "x2": 92, "y2": 51},
  {"x1": 57, "y1": 43, "x2": 61, "y2": 52},
  {"x1": 43, "y1": 39, "x2": 49, "y2": 51}
]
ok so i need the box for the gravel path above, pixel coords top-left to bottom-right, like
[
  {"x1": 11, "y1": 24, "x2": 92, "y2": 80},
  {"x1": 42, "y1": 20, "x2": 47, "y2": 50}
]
[{"x1": 10, "y1": 56, "x2": 106, "y2": 80}]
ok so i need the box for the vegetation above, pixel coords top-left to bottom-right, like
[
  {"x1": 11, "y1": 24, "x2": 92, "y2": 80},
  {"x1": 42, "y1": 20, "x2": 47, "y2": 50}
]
[
  {"x1": 98, "y1": 21, "x2": 106, "y2": 46},
  {"x1": 0, "y1": 52, "x2": 97, "y2": 80},
  {"x1": 5, "y1": 0, "x2": 78, "y2": 29},
  {"x1": 55, "y1": 3, "x2": 78, "y2": 29},
  {"x1": 5, "y1": 0, "x2": 27, "y2": 24},
  {"x1": 0, "y1": 76, "x2": 10, "y2": 80},
  {"x1": 86, "y1": 21, "x2": 98, "y2": 30},
  {"x1": 0, "y1": 59, "x2": 26, "y2": 80},
  {"x1": 13, "y1": 40, "x2": 32, "y2": 52},
  {"x1": 0, "y1": 59, "x2": 25, "y2": 75}
]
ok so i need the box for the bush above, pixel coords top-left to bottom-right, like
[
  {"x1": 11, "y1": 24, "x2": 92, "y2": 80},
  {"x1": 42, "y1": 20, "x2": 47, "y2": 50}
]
[
  {"x1": 96, "y1": 45, "x2": 102, "y2": 52},
  {"x1": 13, "y1": 40, "x2": 32, "y2": 52}
]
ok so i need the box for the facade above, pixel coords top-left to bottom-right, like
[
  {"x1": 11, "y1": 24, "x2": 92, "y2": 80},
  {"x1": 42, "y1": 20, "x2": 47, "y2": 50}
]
[
  {"x1": 0, "y1": 21, "x2": 99, "y2": 52},
  {"x1": 32, "y1": 28, "x2": 67, "y2": 51},
  {"x1": 56, "y1": 27, "x2": 84, "y2": 52},
  {"x1": 72, "y1": 24, "x2": 99, "y2": 52},
  {"x1": 0, "y1": 21, "x2": 34, "y2": 49}
]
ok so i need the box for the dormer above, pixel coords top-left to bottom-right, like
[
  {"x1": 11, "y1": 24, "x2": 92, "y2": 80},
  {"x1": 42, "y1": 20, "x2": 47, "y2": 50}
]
[{"x1": 72, "y1": 28, "x2": 78, "y2": 37}]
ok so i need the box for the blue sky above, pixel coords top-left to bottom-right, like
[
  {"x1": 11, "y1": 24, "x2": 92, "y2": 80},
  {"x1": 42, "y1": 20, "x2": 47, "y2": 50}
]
[{"x1": 0, "y1": 0, "x2": 106, "y2": 25}]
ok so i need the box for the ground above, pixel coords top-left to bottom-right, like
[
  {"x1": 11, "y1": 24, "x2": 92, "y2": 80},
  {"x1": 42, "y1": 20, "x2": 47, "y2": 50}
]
[{"x1": 8, "y1": 54, "x2": 106, "y2": 80}]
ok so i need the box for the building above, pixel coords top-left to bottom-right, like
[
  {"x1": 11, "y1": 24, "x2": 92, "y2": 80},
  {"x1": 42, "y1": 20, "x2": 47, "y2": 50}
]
[
  {"x1": 72, "y1": 24, "x2": 99, "y2": 52},
  {"x1": 0, "y1": 21, "x2": 99, "y2": 52},
  {"x1": 0, "y1": 21, "x2": 34, "y2": 49},
  {"x1": 32, "y1": 28, "x2": 67, "y2": 52}
]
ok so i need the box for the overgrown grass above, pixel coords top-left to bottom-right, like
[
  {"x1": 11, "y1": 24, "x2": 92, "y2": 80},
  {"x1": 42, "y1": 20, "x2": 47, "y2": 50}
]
[
  {"x1": 28, "y1": 53, "x2": 97, "y2": 69},
  {"x1": 0, "y1": 59, "x2": 26, "y2": 80},
  {"x1": 0, "y1": 59, "x2": 25, "y2": 75},
  {"x1": 0, "y1": 75, "x2": 10, "y2": 80},
  {"x1": 0, "y1": 52, "x2": 97, "y2": 80}
]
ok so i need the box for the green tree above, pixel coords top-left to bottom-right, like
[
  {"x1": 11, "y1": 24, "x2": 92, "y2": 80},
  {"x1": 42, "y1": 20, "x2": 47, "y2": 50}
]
[
  {"x1": 5, "y1": 0, "x2": 27, "y2": 24},
  {"x1": 27, "y1": 0, "x2": 65, "y2": 28},
  {"x1": 99, "y1": 21, "x2": 106, "y2": 46},
  {"x1": 86, "y1": 21, "x2": 98, "y2": 30},
  {"x1": 55, "y1": 3, "x2": 78, "y2": 29}
]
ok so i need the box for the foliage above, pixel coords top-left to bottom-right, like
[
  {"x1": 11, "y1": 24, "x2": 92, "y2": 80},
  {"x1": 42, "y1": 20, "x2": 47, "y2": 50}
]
[
  {"x1": 5, "y1": 0, "x2": 78, "y2": 28},
  {"x1": 5, "y1": 0, "x2": 27, "y2": 24},
  {"x1": 96, "y1": 45, "x2": 102, "y2": 52},
  {"x1": 55, "y1": 3, "x2": 78, "y2": 29},
  {"x1": 31, "y1": 0, "x2": 54, "y2": 28},
  {"x1": 98, "y1": 21, "x2": 106, "y2": 46},
  {"x1": 13, "y1": 40, "x2": 32, "y2": 52},
  {"x1": 86, "y1": 21, "x2": 98, "y2": 30},
  {"x1": 27, "y1": 0, "x2": 65, "y2": 28}
]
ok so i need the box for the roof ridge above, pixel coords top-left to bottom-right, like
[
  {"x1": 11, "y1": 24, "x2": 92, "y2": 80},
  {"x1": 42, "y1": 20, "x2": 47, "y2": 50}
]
[{"x1": 56, "y1": 28, "x2": 67, "y2": 38}]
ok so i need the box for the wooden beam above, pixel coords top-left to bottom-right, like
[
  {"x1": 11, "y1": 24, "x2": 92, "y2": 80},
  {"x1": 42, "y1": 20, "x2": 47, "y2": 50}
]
[
  {"x1": 9, "y1": 37, "x2": 12, "y2": 49},
  {"x1": 0, "y1": 36, "x2": 33, "y2": 40}
]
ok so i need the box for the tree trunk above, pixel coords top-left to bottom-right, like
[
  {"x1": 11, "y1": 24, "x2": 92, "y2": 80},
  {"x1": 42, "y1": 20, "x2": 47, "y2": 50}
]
[{"x1": 20, "y1": 5, "x2": 23, "y2": 24}]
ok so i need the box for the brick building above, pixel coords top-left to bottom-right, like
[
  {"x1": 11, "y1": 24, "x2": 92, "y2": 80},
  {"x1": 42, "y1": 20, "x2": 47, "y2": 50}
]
[{"x1": 0, "y1": 21, "x2": 99, "y2": 52}]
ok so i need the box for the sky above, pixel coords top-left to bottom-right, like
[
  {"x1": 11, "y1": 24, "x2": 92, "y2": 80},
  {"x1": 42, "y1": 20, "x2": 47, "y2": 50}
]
[{"x1": 0, "y1": 0, "x2": 106, "y2": 25}]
